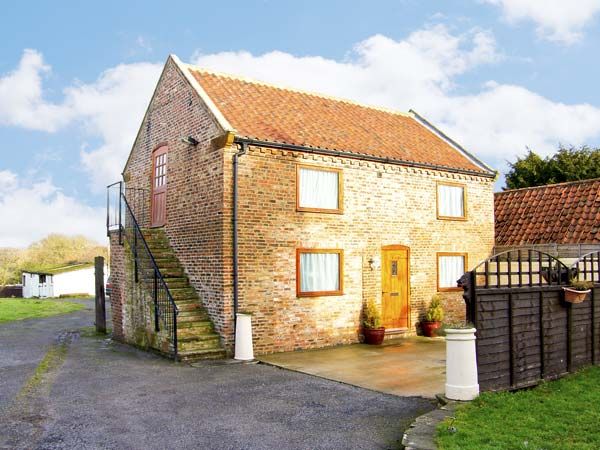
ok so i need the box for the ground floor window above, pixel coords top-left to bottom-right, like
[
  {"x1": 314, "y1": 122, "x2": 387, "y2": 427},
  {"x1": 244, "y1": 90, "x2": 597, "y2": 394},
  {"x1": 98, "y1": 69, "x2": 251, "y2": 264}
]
[
  {"x1": 296, "y1": 249, "x2": 343, "y2": 297},
  {"x1": 437, "y1": 253, "x2": 467, "y2": 291}
]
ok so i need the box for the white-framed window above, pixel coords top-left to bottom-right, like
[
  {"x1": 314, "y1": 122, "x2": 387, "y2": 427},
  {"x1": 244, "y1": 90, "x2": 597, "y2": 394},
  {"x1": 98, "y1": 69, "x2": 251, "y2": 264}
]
[
  {"x1": 437, "y1": 183, "x2": 466, "y2": 219},
  {"x1": 296, "y1": 165, "x2": 343, "y2": 213},
  {"x1": 296, "y1": 249, "x2": 343, "y2": 297},
  {"x1": 437, "y1": 253, "x2": 467, "y2": 291}
]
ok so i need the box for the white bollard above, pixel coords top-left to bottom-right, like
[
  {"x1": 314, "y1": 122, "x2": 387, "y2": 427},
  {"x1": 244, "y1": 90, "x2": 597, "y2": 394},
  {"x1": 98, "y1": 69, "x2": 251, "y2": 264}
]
[
  {"x1": 445, "y1": 328, "x2": 479, "y2": 401},
  {"x1": 234, "y1": 313, "x2": 254, "y2": 361}
]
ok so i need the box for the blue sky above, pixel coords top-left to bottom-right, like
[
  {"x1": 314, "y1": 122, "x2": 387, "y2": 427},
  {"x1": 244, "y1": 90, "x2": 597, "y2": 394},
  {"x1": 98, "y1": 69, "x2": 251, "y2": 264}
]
[{"x1": 1, "y1": 0, "x2": 600, "y2": 247}]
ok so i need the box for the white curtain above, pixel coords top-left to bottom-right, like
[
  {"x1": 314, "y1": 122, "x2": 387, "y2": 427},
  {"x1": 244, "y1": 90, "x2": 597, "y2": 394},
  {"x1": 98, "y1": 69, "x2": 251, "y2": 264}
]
[
  {"x1": 439, "y1": 255, "x2": 465, "y2": 288},
  {"x1": 300, "y1": 252, "x2": 340, "y2": 292},
  {"x1": 299, "y1": 168, "x2": 339, "y2": 209},
  {"x1": 438, "y1": 184, "x2": 464, "y2": 217}
]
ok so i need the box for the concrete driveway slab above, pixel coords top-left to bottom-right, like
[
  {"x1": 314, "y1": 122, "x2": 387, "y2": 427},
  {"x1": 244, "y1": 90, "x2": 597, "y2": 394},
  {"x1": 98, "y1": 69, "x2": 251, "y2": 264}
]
[{"x1": 258, "y1": 337, "x2": 446, "y2": 399}]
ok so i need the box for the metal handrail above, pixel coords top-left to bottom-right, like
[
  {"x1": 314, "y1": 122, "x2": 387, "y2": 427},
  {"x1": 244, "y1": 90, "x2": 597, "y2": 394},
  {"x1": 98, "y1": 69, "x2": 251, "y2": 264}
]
[{"x1": 120, "y1": 192, "x2": 180, "y2": 359}]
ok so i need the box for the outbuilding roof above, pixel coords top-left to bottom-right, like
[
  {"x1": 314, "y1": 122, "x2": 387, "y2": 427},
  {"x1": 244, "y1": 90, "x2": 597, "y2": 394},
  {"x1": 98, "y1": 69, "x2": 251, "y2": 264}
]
[
  {"x1": 22, "y1": 263, "x2": 94, "y2": 277},
  {"x1": 172, "y1": 56, "x2": 494, "y2": 177},
  {"x1": 495, "y1": 178, "x2": 600, "y2": 246}
]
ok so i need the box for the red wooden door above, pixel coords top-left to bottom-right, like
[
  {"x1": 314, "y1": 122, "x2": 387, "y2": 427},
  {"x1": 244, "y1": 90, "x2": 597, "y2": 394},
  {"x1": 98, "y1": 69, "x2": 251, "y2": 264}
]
[{"x1": 151, "y1": 145, "x2": 168, "y2": 227}]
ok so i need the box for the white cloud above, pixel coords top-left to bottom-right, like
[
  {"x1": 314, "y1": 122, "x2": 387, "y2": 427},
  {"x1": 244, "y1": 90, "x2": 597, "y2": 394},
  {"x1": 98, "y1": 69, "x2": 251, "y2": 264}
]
[
  {"x1": 0, "y1": 171, "x2": 106, "y2": 247},
  {"x1": 483, "y1": 0, "x2": 600, "y2": 44},
  {"x1": 192, "y1": 25, "x2": 600, "y2": 169},
  {"x1": 0, "y1": 51, "x2": 162, "y2": 191},
  {"x1": 0, "y1": 49, "x2": 72, "y2": 131},
  {"x1": 193, "y1": 26, "x2": 501, "y2": 112},
  {"x1": 2, "y1": 22, "x2": 600, "y2": 197},
  {"x1": 66, "y1": 62, "x2": 162, "y2": 190}
]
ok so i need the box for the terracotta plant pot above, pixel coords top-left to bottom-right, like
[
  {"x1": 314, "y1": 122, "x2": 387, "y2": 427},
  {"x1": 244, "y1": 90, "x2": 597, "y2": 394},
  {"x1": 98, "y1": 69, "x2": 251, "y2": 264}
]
[
  {"x1": 421, "y1": 321, "x2": 441, "y2": 337},
  {"x1": 363, "y1": 327, "x2": 385, "y2": 345},
  {"x1": 563, "y1": 287, "x2": 591, "y2": 304}
]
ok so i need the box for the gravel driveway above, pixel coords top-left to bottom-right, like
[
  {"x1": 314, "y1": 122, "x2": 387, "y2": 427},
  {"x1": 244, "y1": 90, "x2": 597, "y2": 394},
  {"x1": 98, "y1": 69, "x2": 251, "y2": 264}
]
[{"x1": 0, "y1": 299, "x2": 434, "y2": 449}]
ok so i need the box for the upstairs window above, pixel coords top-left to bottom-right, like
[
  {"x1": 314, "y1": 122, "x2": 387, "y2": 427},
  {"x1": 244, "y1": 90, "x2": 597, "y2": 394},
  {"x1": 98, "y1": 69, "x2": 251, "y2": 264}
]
[
  {"x1": 437, "y1": 253, "x2": 466, "y2": 291},
  {"x1": 437, "y1": 183, "x2": 466, "y2": 219},
  {"x1": 296, "y1": 165, "x2": 343, "y2": 213},
  {"x1": 296, "y1": 249, "x2": 343, "y2": 297}
]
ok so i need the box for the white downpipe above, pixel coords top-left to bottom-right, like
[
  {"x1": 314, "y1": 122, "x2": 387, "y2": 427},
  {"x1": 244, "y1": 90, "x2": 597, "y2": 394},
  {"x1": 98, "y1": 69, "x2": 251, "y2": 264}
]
[
  {"x1": 445, "y1": 328, "x2": 479, "y2": 401},
  {"x1": 234, "y1": 313, "x2": 254, "y2": 361}
]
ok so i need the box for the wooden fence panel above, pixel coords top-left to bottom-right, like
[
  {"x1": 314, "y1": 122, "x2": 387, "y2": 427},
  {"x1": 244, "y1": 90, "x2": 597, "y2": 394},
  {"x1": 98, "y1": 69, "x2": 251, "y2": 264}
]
[{"x1": 467, "y1": 249, "x2": 600, "y2": 392}]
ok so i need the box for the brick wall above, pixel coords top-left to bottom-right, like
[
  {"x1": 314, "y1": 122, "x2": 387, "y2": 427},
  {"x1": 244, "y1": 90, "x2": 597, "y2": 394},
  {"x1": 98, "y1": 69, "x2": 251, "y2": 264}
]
[
  {"x1": 226, "y1": 146, "x2": 495, "y2": 354},
  {"x1": 113, "y1": 56, "x2": 495, "y2": 356},
  {"x1": 109, "y1": 232, "x2": 125, "y2": 341},
  {"x1": 118, "y1": 58, "x2": 229, "y2": 347}
]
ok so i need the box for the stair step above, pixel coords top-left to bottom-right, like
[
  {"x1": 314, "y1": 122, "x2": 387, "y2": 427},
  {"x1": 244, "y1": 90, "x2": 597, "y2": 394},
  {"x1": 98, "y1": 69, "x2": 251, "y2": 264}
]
[
  {"x1": 178, "y1": 312, "x2": 209, "y2": 322},
  {"x1": 174, "y1": 299, "x2": 199, "y2": 306},
  {"x1": 148, "y1": 249, "x2": 175, "y2": 258},
  {"x1": 178, "y1": 340, "x2": 221, "y2": 353},
  {"x1": 177, "y1": 331, "x2": 220, "y2": 342},
  {"x1": 154, "y1": 260, "x2": 181, "y2": 269},
  {"x1": 145, "y1": 237, "x2": 170, "y2": 244},
  {"x1": 153, "y1": 255, "x2": 178, "y2": 263},
  {"x1": 178, "y1": 318, "x2": 212, "y2": 328},
  {"x1": 169, "y1": 287, "x2": 195, "y2": 298},
  {"x1": 177, "y1": 321, "x2": 214, "y2": 334},
  {"x1": 161, "y1": 268, "x2": 184, "y2": 277},
  {"x1": 178, "y1": 348, "x2": 227, "y2": 362},
  {"x1": 164, "y1": 278, "x2": 189, "y2": 288},
  {"x1": 176, "y1": 302, "x2": 203, "y2": 312}
]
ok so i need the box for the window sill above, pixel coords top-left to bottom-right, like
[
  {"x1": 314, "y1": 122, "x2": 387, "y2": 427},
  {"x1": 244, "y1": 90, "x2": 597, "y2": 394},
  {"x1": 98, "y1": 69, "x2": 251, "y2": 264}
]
[
  {"x1": 297, "y1": 290, "x2": 344, "y2": 297},
  {"x1": 297, "y1": 207, "x2": 344, "y2": 215},
  {"x1": 437, "y1": 215, "x2": 467, "y2": 221}
]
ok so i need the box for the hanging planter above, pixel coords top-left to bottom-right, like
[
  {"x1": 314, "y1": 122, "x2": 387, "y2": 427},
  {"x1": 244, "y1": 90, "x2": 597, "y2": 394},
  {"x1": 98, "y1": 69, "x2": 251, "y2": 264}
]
[
  {"x1": 563, "y1": 280, "x2": 593, "y2": 304},
  {"x1": 563, "y1": 287, "x2": 591, "y2": 304}
]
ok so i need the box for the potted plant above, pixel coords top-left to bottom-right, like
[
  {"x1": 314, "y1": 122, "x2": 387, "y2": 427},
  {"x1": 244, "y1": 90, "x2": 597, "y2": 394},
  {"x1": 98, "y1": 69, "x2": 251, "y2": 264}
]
[
  {"x1": 362, "y1": 300, "x2": 385, "y2": 345},
  {"x1": 563, "y1": 279, "x2": 593, "y2": 304},
  {"x1": 422, "y1": 294, "x2": 444, "y2": 337}
]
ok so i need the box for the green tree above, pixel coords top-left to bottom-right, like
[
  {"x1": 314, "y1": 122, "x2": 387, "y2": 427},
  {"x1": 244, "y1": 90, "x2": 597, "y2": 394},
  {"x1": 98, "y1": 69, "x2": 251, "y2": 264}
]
[
  {"x1": 21, "y1": 234, "x2": 107, "y2": 272},
  {"x1": 0, "y1": 248, "x2": 24, "y2": 285},
  {"x1": 505, "y1": 146, "x2": 600, "y2": 189}
]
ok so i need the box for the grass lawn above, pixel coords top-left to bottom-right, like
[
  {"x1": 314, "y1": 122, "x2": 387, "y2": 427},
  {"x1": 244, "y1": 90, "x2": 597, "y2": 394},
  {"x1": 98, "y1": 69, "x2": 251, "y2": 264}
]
[
  {"x1": 437, "y1": 366, "x2": 600, "y2": 450},
  {"x1": 0, "y1": 298, "x2": 85, "y2": 323}
]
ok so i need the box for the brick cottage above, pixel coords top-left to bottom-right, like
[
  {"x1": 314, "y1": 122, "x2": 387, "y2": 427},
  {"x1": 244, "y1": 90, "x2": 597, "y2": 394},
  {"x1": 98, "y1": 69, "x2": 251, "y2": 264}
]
[{"x1": 108, "y1": 55, "x2": 496, "y2": 360}]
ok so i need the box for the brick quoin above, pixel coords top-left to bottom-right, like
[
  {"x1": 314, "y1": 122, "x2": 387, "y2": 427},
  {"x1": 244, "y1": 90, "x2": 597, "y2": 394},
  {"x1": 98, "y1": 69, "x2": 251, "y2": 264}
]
[{"x1": 110, "y1": 56, "x2": 495, "y2": 355}]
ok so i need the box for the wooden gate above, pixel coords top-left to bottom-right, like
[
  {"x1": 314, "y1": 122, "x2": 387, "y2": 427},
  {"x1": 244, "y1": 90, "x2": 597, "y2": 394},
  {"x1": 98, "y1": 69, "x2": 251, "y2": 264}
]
[{"x1": 461, "y1": 250, "x2": 600, "y2": 392}]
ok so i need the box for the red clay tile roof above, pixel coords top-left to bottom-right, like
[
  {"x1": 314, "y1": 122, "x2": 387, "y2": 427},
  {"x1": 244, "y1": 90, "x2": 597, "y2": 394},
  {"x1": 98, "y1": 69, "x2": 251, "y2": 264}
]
[
  {"x1": 495, "y1": 179, "x2": 600, "y2": 245},
  {"x1": 187, "y1": 68, "x2": 492, "y2": 175}
]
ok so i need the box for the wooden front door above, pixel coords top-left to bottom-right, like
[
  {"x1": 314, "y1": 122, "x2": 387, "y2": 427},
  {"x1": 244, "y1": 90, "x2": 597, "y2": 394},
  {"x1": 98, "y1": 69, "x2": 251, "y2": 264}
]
[
  {"x1": 381, "y1": 246, "x2": 410, "y2": 329},
  {"x1": 151, "y1": 145, "x2": 168, "y2": 227}
]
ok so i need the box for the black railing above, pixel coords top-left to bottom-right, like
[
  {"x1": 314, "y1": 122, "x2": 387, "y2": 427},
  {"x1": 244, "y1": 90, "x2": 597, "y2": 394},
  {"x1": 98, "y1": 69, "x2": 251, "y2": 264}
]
[
  {"x1": 107, "y1": 182, "x2": 179, "y2": 359},
  {"x1": 107, "y1": 183, "x2": 149, "y2": 243}
]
